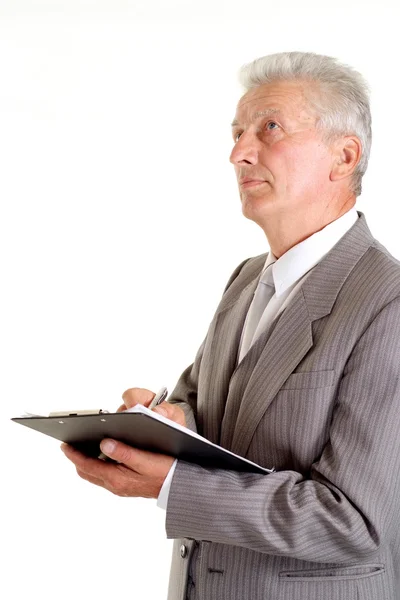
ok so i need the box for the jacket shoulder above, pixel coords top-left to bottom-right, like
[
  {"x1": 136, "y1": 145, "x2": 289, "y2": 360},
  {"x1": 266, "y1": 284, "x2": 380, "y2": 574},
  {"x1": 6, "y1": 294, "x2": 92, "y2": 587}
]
[{"x1": 368, "y1": 240, "x2": 400, "y2": 296}]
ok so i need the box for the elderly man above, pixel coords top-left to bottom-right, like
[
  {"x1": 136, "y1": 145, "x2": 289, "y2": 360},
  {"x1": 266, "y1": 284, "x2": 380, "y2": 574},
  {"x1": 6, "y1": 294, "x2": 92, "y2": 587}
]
[{"x1": 62, "y1": 52, "x2": 400, "y2": 600}]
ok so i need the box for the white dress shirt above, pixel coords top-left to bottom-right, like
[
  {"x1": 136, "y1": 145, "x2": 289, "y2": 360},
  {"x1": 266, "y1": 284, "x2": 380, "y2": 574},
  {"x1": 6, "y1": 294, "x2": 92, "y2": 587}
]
[{"x1": 157, "y1": 207, "x2": 359, "y2": 509}]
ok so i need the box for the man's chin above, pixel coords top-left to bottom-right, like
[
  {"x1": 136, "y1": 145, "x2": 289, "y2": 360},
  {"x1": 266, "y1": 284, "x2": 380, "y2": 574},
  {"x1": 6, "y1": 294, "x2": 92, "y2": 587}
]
[{"x1": 240, "y1": 191, "x2": 275, "y2": 221}]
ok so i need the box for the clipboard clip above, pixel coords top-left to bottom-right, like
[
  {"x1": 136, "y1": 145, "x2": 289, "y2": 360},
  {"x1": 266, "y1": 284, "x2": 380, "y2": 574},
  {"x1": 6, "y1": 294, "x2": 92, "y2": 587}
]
[{"x1": 48, "y1": 409, "x2": 110, "y2": 417}]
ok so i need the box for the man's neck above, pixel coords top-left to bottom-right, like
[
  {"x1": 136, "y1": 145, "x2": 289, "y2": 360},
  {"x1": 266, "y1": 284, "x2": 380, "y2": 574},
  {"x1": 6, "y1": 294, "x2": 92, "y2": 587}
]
[{"x1": 264, "y1": 198, "x2": 356, "y2": 259}]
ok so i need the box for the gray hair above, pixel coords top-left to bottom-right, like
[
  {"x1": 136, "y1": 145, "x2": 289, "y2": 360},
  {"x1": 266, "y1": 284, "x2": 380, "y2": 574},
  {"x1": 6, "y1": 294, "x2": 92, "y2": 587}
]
[{"x1": 238, "y1": 52, "x2": 372, "y2": 197}]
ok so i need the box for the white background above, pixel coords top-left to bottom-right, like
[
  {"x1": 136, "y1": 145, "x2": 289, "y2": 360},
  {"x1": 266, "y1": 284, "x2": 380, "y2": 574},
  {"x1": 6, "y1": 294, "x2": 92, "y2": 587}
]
[{"x1": 1, "y1": 1, "x2": 399, "y2": 598}]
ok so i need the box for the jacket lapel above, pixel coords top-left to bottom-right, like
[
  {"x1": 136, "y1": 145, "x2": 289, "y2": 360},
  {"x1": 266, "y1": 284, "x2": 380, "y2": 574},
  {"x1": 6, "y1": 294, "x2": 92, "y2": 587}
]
[
  {"x1": 198, "y1": 257, "x2": 265, "y2": 444},
  {"x1": 227, "y1": 290, "x2": 313, "y2": 455}
]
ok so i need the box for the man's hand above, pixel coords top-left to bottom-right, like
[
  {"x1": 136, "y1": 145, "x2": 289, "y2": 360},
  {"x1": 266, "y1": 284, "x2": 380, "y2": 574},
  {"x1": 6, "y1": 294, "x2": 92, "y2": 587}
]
[
  {"x1": 60, "y1": 386, "x2": 186, "y2": 497},
  {"x1": 116, "y1": 387, "x2": 156, "y2": 412},
  {"x1": 119, "y1": 386, "x2": 187, "y2": 426},
  {"x1": 61, "y1": 440, "x2": 175, "y2": 498}
]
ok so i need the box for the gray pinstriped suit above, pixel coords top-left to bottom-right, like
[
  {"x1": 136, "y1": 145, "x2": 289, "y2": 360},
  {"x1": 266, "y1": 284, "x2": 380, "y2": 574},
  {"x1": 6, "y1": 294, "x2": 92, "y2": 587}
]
[{"x1": 165, "y1": 211, "x2": 400, "y2": 600}]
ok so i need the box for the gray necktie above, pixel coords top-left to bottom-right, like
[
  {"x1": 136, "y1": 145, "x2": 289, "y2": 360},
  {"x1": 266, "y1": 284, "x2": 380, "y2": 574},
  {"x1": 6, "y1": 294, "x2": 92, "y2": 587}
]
[{"x1": 239, "y1": 263, "x2": 276, "y2": 360}]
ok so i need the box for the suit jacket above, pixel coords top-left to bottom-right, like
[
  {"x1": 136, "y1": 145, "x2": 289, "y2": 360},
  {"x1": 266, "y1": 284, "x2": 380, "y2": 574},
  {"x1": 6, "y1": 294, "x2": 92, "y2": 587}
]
[{"x1": 165, "y1": 211, "x2": 400, "y2": 600}]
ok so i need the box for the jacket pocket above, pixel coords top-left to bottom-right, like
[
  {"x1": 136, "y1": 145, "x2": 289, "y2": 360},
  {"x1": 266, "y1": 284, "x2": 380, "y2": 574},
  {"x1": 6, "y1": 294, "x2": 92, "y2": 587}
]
[
  {"x1": 280, "y1": 369, "x2": 335, "y2": 390},
  {"x1": 278, "y1": 564, "x2": 387, "y2": 600},
  {"x1": 279, "y1": 564, "x2": 384, "y2": 582}
]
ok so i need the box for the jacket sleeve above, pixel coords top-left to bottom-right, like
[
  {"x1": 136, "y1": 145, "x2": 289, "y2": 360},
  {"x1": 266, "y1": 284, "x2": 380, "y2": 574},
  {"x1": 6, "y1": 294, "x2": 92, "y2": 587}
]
[
  {"x1": 167, "y1": 258, "x2": 251, "y2": 433},
  {"x1": 166, "y1": 296, "x2": 400, "y2": 564}
]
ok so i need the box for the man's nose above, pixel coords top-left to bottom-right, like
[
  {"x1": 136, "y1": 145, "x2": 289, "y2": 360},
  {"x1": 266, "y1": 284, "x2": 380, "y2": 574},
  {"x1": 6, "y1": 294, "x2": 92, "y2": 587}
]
[{"x1": 229, "y1": 131, "x2": 260, "y2": 166}]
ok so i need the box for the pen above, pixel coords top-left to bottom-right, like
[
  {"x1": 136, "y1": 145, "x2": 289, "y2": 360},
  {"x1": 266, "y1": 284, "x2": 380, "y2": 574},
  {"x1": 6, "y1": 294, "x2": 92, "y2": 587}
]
[{"x1": 149, "y1": 386, "x2": 168, "y2": 409}]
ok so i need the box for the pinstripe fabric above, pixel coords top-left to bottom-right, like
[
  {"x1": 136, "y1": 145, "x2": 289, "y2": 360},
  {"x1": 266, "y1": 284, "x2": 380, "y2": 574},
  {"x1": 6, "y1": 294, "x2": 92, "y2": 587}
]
[{"x1": 165, "y1": 212, "x2": 400, "y2": 600}]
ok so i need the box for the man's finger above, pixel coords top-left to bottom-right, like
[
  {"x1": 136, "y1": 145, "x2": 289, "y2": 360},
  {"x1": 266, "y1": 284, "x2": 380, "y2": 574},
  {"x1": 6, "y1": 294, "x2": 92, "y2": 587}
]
[
  {"x1": 121, "y1": 387, "x2": 155, "y2": 409},
  {"x1": 99, "y1": 439, "x2": 149, "y2": 472},
  {"x1": 61, "y1": 443, "x2": 115, "y2": 477},
  {"x1": 76, "y1": 468, "x2": 105, "y2": 488},
  {"x1": 153, "y1": 402, "x2": 187, "y2": 426},
  {"x1": 99, "y1": 438, "x2": 172, "y2": 476}
]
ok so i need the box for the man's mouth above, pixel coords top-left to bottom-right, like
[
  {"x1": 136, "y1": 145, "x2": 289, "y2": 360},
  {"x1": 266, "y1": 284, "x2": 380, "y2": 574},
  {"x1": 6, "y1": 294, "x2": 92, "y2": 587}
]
[{"x1": 240, "y1": 179, "x2": 267, "y2": 188}]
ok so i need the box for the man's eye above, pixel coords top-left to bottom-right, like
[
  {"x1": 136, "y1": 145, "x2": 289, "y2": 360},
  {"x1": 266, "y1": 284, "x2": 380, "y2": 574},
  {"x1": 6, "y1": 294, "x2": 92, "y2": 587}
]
[{"x1": 233, "y1": 122, "x2": 278, "y2": 142}]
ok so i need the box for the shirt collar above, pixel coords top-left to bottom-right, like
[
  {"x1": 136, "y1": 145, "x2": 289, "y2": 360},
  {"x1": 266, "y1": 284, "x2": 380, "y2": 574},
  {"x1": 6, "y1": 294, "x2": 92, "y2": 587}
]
[{"x1": 262, "y1": 207, "x2": 359, "y2": 297}]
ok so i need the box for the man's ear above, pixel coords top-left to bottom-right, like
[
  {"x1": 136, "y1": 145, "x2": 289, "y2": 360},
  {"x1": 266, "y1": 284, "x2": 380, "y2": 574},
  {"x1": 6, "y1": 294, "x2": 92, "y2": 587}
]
[{"x1": 330, "y1": 136, "x2": 362, "y2": 182}]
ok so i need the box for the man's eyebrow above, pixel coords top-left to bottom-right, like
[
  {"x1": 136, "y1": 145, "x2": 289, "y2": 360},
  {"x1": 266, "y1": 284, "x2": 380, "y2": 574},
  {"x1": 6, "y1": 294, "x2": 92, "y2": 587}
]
[{"x1": 231, "y1": 108, "x2": 281, "y2": 128}]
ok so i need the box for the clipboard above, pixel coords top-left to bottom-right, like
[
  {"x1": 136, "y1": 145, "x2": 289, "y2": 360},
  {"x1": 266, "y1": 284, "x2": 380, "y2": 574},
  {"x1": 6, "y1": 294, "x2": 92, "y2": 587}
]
[{"x1": 11, "y1": 405, "x2": 273, "y2": 474}]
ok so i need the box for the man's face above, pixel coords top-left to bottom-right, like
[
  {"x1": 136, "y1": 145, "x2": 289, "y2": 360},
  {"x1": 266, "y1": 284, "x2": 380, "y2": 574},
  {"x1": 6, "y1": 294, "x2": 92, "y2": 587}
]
[{"x1": 230, "y1": 80, "x2": 334, "y2": 225}]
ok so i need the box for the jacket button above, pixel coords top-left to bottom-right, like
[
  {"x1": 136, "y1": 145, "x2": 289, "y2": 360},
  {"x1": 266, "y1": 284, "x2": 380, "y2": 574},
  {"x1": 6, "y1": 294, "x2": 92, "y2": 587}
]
[{"x1": 180, "y1": 544, "x2": 188, "y2": 558}]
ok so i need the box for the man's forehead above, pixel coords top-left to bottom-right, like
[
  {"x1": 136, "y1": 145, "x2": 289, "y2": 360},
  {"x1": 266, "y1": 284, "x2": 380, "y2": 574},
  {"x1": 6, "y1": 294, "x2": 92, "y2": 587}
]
[
  {"x1": 231, "y1": 108, "x2": 281, "y2": 128},
  {"x1": 231, "y1": 81, "x2": 314, "y2": 127}
]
